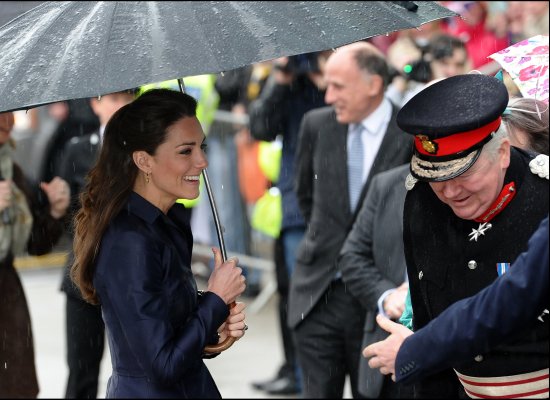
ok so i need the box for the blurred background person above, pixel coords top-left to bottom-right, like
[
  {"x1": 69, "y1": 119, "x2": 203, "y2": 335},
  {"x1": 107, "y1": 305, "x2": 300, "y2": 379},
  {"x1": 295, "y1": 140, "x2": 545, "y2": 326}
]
[
  {"x1": 503, "y1": 97, "x2": 549, "y2": 156},
  {"x1": 338, "y1": 162, "x2": 414, "y2": 399},
  {"x1": 289, "y1": 42, "x2": 412, "y2": 398},
  {"x1": 42, "y1": 99, "x2": 99, "y2": 183},
  {"x1": 248, "y1": 50, "x2": 329, "y2": 396},
  {"x1": 386, "y1": 32, "x2": 471, "y2": 107},
  {"x1": 0, "y1": 111, "x2": 71, "y2": 398},
  {"x1": 440, "y1": 1, "x2": 509, "y2": 70},
  {"x1": 504, "y1": 1, "x2": 549, "y2": 44},
  {"x1": 213, "y1": 63, "x2": 271, "y2": 297},
  {"x1": 58, "y1": 90, "x2": 136, "y2": 399}
]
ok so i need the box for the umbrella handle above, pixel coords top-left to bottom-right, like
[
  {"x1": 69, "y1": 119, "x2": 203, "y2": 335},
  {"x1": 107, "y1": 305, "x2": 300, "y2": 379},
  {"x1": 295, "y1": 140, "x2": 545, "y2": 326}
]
[
  {"x1": 204, "y1": 302, "x2": 237, "y2": 353},
  {"x1": 201, "y1": 168, "x2": 238, "y2": 354}
]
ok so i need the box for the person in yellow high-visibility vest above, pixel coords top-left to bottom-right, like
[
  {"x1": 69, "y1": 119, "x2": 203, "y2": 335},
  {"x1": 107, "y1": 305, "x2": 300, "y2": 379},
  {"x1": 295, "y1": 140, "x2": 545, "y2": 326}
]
[{"x1": 251, "y1": 139, "x2": 282, "y2": 239}]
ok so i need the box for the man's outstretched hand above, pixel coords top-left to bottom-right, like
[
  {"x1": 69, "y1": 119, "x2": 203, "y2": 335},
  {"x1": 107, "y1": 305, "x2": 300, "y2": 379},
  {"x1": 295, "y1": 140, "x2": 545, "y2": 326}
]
[{"x1": 362, "y1": 314, "x2": 413, "y2": 381}]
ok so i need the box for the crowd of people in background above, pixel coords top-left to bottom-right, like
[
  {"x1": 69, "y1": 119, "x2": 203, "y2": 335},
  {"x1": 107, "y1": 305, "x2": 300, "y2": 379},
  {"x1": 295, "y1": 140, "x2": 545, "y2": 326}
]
[{"x1": 4, "y1": 1, "x2": 549, "y2": 398}]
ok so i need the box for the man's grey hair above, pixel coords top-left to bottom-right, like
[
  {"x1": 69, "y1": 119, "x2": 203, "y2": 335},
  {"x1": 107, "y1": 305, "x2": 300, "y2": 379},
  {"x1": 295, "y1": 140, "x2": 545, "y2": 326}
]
[{"x1": 480, "y1": 123, "x2": 509, "y2": 160}]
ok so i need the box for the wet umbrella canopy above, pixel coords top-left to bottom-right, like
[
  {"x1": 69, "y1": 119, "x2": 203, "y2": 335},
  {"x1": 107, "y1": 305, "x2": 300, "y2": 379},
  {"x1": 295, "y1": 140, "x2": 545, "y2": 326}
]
[{"x1": 0, "y1": 1, "x2": 455, "y2": 113}]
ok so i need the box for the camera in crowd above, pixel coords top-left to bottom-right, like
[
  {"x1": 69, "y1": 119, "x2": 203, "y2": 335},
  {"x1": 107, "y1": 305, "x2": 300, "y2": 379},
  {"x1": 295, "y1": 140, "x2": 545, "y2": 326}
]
[
  {"x1": 400, "y1": 42, "x2": 433, "y2": 84},
  {"x1": 394, "y1": 34, "x2": 468, "y2": 84}
]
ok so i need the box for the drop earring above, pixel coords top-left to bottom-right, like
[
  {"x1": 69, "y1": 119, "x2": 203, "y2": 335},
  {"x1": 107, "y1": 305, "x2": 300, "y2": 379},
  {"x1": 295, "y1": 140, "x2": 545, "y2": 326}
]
[{"x1": 145, "y1": 172, "x2": 150, "y2": 184}]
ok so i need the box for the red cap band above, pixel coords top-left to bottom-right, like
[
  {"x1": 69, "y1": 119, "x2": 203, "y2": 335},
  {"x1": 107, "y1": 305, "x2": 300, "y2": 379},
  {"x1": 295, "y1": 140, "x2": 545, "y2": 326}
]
[{"x1": 415, "y1": 117, "x2": 502, "y2": 157}]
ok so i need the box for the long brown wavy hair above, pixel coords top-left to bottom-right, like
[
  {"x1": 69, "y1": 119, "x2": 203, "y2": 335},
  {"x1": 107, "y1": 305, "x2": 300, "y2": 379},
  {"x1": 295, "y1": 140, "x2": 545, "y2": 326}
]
[{"x1": 71, "y1": 89, "x2": 198, "y2": 304}]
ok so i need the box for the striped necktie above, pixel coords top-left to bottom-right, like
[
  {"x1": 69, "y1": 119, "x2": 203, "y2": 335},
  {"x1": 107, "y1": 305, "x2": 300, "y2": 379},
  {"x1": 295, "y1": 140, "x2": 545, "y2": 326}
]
[{"x1": 348, "y1": 124, "x2": 364, "y2": 211}]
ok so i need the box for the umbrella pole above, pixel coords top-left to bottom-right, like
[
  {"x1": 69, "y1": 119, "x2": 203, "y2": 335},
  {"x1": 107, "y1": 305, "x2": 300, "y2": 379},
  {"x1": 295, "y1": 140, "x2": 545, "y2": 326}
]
[
  {"x1": 177, "y1": 79, "x2": 237, "y2": 354},
  {"x1": 201, "y1": 167, "x2": 228, "y2": 262}
]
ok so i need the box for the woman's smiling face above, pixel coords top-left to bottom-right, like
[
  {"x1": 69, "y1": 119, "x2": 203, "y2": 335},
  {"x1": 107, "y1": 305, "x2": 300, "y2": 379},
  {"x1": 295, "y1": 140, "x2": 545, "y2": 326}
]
[{"x1": 147, "y1": 116, "x2": 208, "y2": 209}]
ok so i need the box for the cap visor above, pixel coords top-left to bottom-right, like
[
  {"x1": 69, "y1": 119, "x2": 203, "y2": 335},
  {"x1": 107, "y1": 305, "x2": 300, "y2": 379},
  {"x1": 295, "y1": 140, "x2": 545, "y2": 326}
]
[{"x1": 410, "y1": 149, "x2": 481, "y2": 182}]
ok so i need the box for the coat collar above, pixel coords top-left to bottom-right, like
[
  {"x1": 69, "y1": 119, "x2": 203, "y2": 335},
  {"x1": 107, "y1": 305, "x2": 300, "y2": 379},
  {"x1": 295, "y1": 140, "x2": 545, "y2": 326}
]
[
  {"x1": 126, "y1": 191, "x2": 191, "y2": 234},
  {"x1": 127, "y1": 191, "x2": 163, "y2": 224}
]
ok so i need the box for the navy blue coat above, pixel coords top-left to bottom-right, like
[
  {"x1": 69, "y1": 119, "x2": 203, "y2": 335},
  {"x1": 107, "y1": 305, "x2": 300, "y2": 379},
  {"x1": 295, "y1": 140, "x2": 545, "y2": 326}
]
[
  {"x1": 93, "y1": 192, "x2": 229, "y2": 398},
  {"x1": 396, "y1": 215, "x2": 549, "y2": 384}
]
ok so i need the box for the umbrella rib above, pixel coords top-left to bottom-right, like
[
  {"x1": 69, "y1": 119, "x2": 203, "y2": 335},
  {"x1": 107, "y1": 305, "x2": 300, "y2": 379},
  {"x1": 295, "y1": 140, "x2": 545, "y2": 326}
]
[
  {"x1": 187, "y1": 4, "x2": 223, "y2": 75},
  {"x1": 2, "y1": 4, "x2": 74, "y2": 106},
  {"x1": 99, "y1": 2, "x2": 119, "y2": 97}
]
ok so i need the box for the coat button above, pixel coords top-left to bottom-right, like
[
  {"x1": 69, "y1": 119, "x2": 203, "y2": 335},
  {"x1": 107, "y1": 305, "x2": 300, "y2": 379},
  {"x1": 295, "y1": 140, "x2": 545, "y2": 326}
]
[
  {"x1": 474, "y1": 355, "x2": 484, "y2": 362},
  {"x1": 468, "y1": 260, "x2": 477, "y2": 270},
  {"x1": 419, "y1": 271, "x2": 424, "y2": 280}
]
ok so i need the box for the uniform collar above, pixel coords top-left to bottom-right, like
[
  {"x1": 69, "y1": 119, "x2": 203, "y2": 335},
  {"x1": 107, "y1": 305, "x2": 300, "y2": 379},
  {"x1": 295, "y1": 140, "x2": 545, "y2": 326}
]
[{"x1": 473, "y1": 147, "x2": 527, "y2": 223}]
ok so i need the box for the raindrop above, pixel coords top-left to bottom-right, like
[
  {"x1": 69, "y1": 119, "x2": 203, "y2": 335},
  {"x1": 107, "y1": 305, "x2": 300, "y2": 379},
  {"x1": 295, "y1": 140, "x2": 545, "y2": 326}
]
[
  {"x1": 221, "y1": 184, "x2": 224, "y2": 190},
  {"x1": 314, "y1": 174, "x2": 318, "y2": 179},
  {"x1": 321, "y1": 30, "x2": 326, "y2": 36},
  {"x1": 220, "y1": 71, "x2": 225, "y2": 77}
]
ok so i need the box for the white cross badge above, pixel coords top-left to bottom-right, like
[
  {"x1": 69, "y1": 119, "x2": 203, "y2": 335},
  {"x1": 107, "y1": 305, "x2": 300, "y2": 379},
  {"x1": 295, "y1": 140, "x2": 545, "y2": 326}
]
[{"x1": 468, "y1": 222, "x2": 492, "y2": 242}]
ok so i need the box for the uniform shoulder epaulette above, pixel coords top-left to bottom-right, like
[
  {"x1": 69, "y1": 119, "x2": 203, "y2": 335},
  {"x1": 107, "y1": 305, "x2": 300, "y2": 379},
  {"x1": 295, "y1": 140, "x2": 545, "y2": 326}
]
[
  {"x1": 529, "y1": 154, "x2": 549, "y2": 180},
  {"x1": 405, "y1": 173, "x2": 418, "y2": 190}
]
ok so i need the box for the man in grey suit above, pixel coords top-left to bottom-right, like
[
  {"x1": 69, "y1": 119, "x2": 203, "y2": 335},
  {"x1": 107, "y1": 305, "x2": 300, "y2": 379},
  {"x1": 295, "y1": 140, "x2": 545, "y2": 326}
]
[
  {"x1": 338, "y1": 164, "x2": 413, "y2": 398},
  {"x1": 289, "y1": 42, "x2": 412, "y2": 398}
]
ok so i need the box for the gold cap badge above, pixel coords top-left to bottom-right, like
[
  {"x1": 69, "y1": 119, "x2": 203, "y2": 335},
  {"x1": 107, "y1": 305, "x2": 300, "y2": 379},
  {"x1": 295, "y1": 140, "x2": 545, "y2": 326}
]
[{"x1": 417, "y1": 135, "x2": 438, "y2": 154}]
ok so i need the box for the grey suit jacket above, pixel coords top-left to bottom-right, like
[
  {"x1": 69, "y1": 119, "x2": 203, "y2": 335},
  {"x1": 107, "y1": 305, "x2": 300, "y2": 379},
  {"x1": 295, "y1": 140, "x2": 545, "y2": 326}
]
[
  {"x1": 288, "y1": 105, "x2": 412, "y2": 330},
  {"x1": 338, "y1": 163, "x2": 409, "y2": 398}
]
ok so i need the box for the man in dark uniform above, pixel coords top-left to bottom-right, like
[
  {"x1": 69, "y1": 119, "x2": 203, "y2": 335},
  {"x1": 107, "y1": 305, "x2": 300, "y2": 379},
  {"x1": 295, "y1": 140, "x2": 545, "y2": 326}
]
[
  {"x1": 363, "y1": 215, "x2": 548, "y2": 385},
  {"x1": 395, "y1": 74, "x2": 549, "y2": 398}
]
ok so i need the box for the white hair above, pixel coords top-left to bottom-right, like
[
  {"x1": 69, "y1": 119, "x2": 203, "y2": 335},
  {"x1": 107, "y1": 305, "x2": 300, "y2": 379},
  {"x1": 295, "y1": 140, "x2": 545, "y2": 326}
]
[{"x1": 480, "y1": 123, "x2": 509, "y2": 160}]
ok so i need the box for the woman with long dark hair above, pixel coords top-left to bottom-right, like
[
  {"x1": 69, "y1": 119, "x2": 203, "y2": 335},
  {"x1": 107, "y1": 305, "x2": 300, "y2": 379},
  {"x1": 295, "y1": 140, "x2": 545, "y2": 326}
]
[{"x1": 71, "y1": 89, "x2": 247, "y2": 398}]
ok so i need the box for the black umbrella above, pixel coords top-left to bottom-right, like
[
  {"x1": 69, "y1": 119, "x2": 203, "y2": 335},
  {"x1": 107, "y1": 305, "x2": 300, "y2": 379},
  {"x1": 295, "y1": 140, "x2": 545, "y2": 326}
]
[
  {"x1": 0, "y1": 1, "x2": 45, "y2": 27},
  {"x1": 0, "y1": 0, "x2": 456, "y2": 352},
  {"x1": 0, "y1": 1, "x2": 456, "y2": 113}
]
